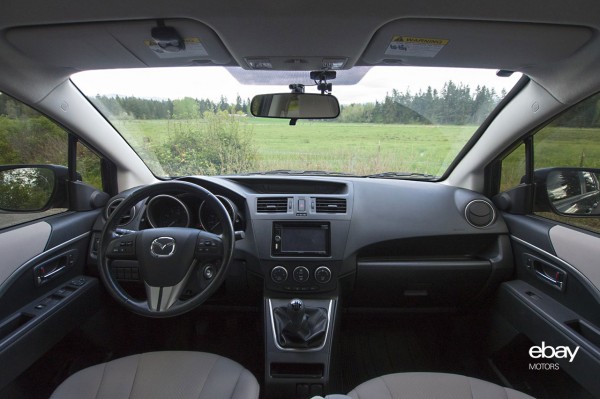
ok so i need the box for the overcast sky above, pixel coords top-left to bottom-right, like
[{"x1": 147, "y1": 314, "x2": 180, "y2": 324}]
[{"x1": 72, "y1": 66, "x2": 521, "y2": 105}]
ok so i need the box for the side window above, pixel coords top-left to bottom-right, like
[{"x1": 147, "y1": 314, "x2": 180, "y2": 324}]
[
  {"x1": 0, "y1": 92, "x2": 103, "y2": 229},
  {"x1": 533, "y1": 93, "x2": 600, "y2": 233},
  {"x1": 499, "y1": 142, "x2": 526, "y2": 192},
  {"x1": 77, "y1": 142, "x2": 103, "y2": 191}
]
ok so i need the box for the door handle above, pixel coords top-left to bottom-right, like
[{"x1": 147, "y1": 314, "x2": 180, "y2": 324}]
[
  {"x1": 36, "y1": 265, "x2": 67, "y2": 285},
  {"x1": 33, "y1": 249, "x2": 77, "y2": 286},
  {"x1": 534, "y1": 267, "x2": 564, "y2": 289},
  {"x1": 523, "y1": 253, "x2": 567, "y2": 291}
]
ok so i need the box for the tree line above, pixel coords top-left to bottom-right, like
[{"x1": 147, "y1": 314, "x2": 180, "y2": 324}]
[
  {"x1": 92, "y1": 95, "x2": 252, "y2": 120},
  {"x1": 90, "y1": 81, "x2": 508, "y2": 125},
  {"x1": 339, "y1": 82, "x2": 506, "y2": 125}
]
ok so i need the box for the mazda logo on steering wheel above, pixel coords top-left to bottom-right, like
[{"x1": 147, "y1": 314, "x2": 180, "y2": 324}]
[{"x1": 150, "y1": 237, "x2": 176, "y2": 257}]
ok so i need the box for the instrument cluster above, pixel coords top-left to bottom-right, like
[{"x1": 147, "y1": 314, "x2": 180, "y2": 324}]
[{"x1": 143, "y1": 193, "x2": 242, "y2": 234}]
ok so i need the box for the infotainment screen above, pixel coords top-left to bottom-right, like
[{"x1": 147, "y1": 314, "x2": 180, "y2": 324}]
[{"x1": 272, "y1": 222, "x2": 330, "y2": 256}]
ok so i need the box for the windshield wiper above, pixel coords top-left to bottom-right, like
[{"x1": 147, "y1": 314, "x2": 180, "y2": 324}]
[
  {"x1": 363, "y1": 172, "x2": 437, "y2": 180},
  {"x1": 241, "y1": 169, "x2": 358, "y2": 176}
]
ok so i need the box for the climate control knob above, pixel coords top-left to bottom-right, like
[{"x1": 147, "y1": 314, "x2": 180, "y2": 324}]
[
  {"x1": 315, "y1": 266, "x2": 332, "y2": 284},
  {"x1": 292, "y1": 266, "x2": 310, "y2": 283},
  {"x1": 271, "y1": 266, "x2": 288, "y2": 283}
]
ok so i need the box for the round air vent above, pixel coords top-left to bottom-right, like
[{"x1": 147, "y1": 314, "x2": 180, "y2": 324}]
[
  {"x1": 105, "y1": 198, "x2": 136, "y2": 226},
  {"x1": 465, "y1": 200, "x2": 495, "y2": 228}
]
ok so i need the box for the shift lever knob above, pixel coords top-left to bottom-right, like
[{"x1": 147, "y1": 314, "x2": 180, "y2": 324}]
[{"x1": 289, "y1": 298, "x2": 304, "y2": 312}]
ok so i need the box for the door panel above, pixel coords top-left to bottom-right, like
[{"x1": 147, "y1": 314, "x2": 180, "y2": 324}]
[
  {"x1": 504, "y1": 213, "x2": 600, "y2": 325},
  {"x1": 497, "y1": 213, "x2": 600, "y2": 397},
  {"x1": 0, "y1": 210, "x2": 102, "y2": 390},
  {"x1": 496, "y1": 280, "x2": 600, "y2": 397},
  {"x1": 0, "y1": 210, "x2": 100, "y2": 316}
]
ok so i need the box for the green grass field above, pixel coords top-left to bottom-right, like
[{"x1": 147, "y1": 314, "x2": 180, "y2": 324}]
[
  {"x1": 113, "y1": 118, "x2": 476, "y2": 176},
  {"x1": 112, "y1": 118, "x2": 600, "y2": 179}
]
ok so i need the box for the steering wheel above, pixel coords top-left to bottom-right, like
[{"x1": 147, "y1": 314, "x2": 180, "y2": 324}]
[{"x1": 98, "y1": 181, "x2": 234, "y2": 318}]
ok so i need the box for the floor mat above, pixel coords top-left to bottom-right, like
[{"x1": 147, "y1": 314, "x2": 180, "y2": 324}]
[{"x1": 339, "y1": 312, "x2": 500, "y2": 393}]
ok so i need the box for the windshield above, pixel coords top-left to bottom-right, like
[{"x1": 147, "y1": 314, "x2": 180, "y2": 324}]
[{"x1": 72, "y1": 66, "x2": 521, "y2": 179}]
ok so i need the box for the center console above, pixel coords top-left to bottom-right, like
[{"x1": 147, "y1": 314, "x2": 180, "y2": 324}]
[
  {"x1": 248, "y1": 186, "x2": 354, "y2": 398},
  {"x1": 261, "y1": 219, "x2": 345, "y2": 397},
  {"x1": 265, "y1": 297, "x2": 337, "y2": 398},
  {"x1": 262, "y1": 219, "x2": 342, "y2": 397}
]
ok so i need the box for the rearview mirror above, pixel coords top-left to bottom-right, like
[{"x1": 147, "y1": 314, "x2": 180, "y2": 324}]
[
  {"x1": 534, "y1": 167, "x2": 600, "y2": 216},
  {"x1": 250, "y1": 93, "x2": 340, "y2": 120}
]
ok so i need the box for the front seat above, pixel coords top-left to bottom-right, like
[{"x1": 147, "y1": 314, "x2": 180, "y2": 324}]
[
  {"x1": 50, "y1": 351, "x2": 260, "y2": 399},
  {"x1": 321, "y1": 372, "x2": 534, "y2": 399}
]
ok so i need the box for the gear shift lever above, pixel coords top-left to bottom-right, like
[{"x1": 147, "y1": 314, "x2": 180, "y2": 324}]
[
  {"x1": 288, "y1": 298, "x2": 305, "y2": 327},
  {"x1": 273, "y1": 298, "x2": 328, "y2": 349}
]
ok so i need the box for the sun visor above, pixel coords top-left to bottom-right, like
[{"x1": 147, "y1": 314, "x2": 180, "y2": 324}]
[
  {"x1": 361, "y1": 19, "x2": 593, "y2": 70},
  {"x1": 5, "y1": 19, "x2": 233, "y2": 70}
]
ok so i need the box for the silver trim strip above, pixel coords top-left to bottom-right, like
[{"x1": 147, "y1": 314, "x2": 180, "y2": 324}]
[
  {"x1": 510, "y1": 234, "x2": 600, "y2": 303},
  {"x1": 0, "y1": 231, "x2": 90, "y2": 300},
  {"x1": 268, "y1": 298, "x2": 333, "y2": 352},
  {"x1": 144, "y1": 260, "x2": 196, "y2": 312}
]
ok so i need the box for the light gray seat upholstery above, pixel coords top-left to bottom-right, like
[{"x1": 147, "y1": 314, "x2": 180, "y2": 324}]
[
  {"x1": 346, "y1": 372, "x2": 534, "y2": 399},
  {"x1": 50, "y1": 351, "x2": 259, "y2": 399}
]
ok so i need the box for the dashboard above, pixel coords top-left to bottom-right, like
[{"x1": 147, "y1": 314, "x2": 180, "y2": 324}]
[{"x1": 90, "y1": 175, "x2": 513, "y2": 308}]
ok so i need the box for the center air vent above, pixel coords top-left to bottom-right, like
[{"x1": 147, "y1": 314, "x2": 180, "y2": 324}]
[
  {"x1": 316, "y1": 198, "x2": 347, "y2": 214},
  {"x1": 465, "y1": 200, "x2": 495, "y2": 228},
  {"x1": 257, "y1": 197, "x2": 289, "y2": 213},
  {"x1": 105, "y1": 198, "x2": 136, "y2": 226}
]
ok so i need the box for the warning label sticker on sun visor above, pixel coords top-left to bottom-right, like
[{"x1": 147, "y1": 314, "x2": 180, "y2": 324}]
[
  {"x1": 144, "y1": 37, "x2": 208, "y2": 59},
  {"x1": 385, "y1": 36, "x2": 449, "y2": 58}
]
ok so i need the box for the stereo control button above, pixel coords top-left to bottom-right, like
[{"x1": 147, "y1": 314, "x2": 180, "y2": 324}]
[
  {"x1": 293, "y1": 266, "x2": 310, "y2": 283},
  {"x1": 315, "y1": 266, "x2": 332, "y2": 284},
  {"x1": 271, "y1": 266, "x2": 288, "y2": 283}
]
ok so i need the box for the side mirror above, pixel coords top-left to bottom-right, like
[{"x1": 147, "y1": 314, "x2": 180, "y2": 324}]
[
  {"x1": 0, "y1": 165, "x2": 68, "y2": 212},
  {"x1": 534, "y1": 167, "x2": 600, "y2": 216},
  {"x1": 250, "y1": 93, "x2": 340, "y2": 120}
]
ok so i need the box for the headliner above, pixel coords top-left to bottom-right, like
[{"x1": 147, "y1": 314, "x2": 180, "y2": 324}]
[{"x1": 1, "y1": 0, "x2": 600, "y2": 105}]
